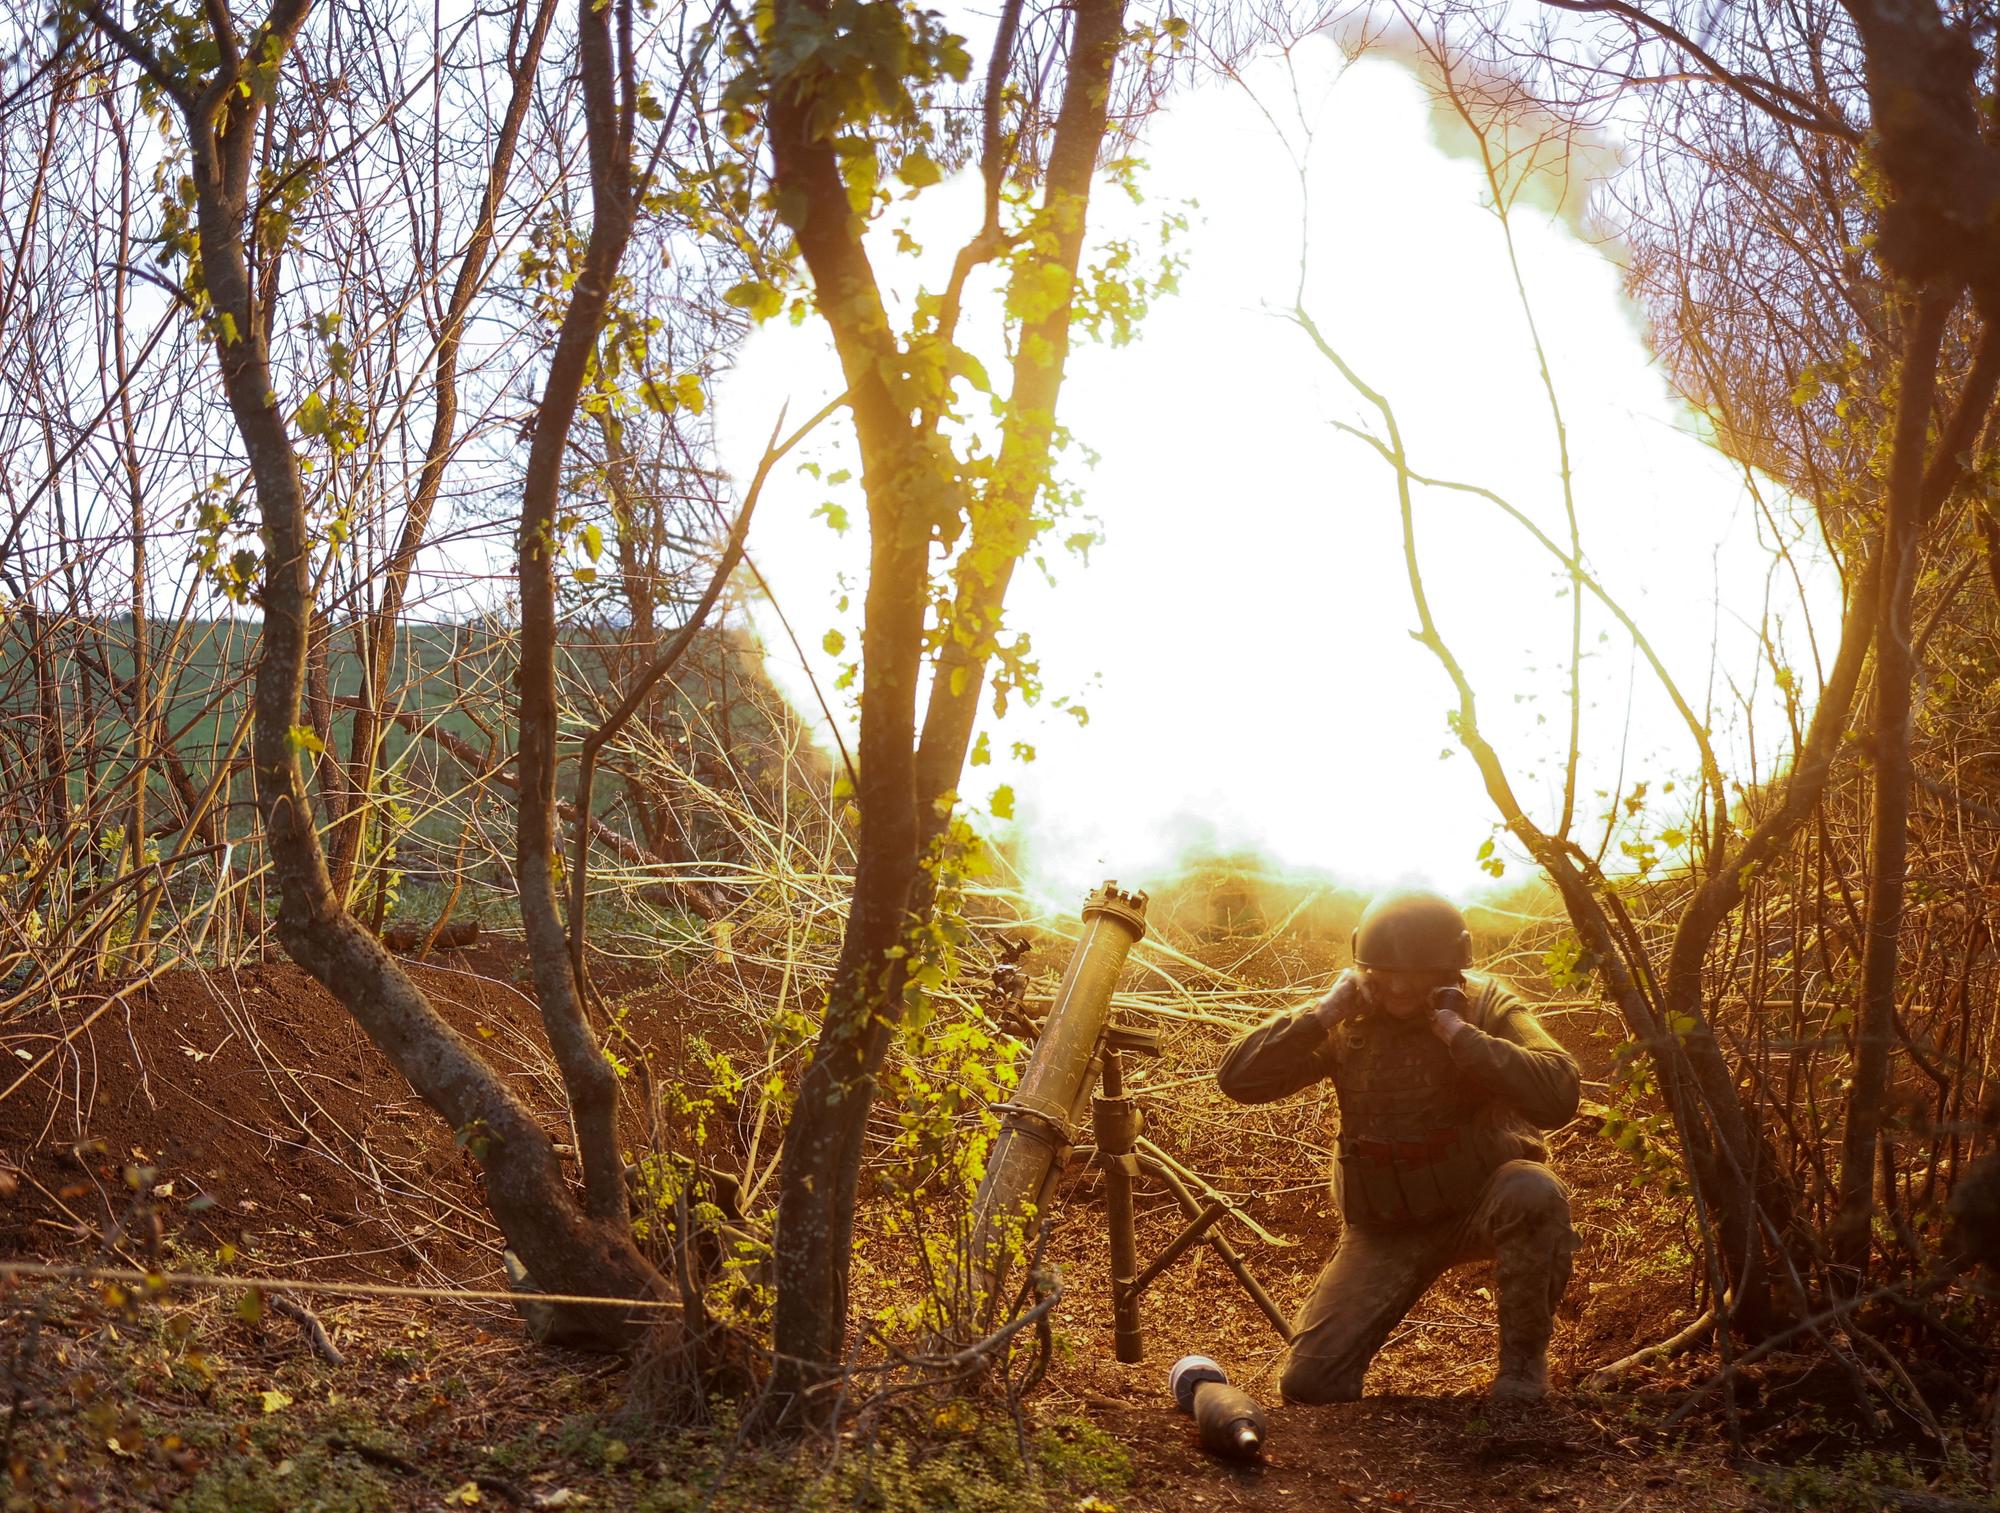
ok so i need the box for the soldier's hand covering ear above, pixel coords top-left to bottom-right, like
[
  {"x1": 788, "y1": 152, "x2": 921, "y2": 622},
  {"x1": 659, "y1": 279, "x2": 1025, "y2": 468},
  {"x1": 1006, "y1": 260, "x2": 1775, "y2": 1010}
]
[
  {"x1": 1314, "y1": 968, "x2": 1369, "y2": 1031},
  {"x1": 1429, "y1": 983, "x2": 1470, "y2": 1044}
]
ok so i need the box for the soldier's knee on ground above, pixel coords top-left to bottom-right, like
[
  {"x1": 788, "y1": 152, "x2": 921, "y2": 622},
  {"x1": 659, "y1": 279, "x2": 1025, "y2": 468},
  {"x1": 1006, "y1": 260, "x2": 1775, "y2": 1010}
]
[{"x1": 1279, "y1": 1351, "x2": 1364, "y2": 1405}]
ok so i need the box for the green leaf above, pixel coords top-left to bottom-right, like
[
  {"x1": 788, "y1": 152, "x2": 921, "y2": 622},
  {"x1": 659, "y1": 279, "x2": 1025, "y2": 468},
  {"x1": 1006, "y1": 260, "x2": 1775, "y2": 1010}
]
[
  {"x1": 945, "y1": 346, "x2": 990, "y2": 393},
  {"x1": 297, "y1": 393, "x2": 329, "y2": 438},
  {"x1": 723, "y1": 280, "x2": 784, "y2": 322},
  {"x1": 900, "y1": 149, "x2": 942, "y2": 189},
  {"x1": 286, "y1": 725, "x2": 324, "y2": 755}
]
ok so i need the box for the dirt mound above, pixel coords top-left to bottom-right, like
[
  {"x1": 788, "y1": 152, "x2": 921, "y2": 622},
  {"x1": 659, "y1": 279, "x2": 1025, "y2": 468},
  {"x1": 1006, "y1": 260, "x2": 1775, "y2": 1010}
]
[{"x1": 0, "y1": 944, "x2": 598, "y2": 1290}]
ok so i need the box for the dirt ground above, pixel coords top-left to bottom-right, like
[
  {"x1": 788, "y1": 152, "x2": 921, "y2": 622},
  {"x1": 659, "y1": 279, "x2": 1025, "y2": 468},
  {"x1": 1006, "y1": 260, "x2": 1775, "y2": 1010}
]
[{"x1": 0, "y1": 942, "x2": 1986, "y2": 1510}]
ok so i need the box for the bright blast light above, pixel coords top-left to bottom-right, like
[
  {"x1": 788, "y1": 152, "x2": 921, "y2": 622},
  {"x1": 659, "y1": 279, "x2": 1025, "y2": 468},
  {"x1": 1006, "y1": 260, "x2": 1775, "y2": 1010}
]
[{"x1": 717, "y1": 40, "x2": 1834, "y2": 907}]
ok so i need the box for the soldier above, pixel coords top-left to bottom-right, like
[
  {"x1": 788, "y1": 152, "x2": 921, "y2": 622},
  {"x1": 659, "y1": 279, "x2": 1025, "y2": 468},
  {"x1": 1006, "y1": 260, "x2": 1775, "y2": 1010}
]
[{"x1": 1217, "y1": 889, "x2": 1580, "y2": 1403}]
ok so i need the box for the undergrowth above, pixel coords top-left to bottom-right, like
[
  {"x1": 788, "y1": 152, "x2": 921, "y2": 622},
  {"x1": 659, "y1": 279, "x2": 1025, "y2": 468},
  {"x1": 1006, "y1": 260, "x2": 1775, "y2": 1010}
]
[{"x1": 1, "y1": 1272, "x2": 1130, "y2": 1512}]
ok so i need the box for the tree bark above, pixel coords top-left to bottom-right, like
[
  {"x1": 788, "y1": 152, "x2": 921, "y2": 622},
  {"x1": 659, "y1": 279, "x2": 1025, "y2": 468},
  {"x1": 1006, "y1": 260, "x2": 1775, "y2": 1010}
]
[
  {"x1": 761, "y1": 0, "x2": 954, "y2": 1408},
  {"x1": 514, "y1": 0, "x2": 644, "y2": 1229},
  {"x1": 1834, "y1": 287, "x2": 1956, "y2": 1274}
]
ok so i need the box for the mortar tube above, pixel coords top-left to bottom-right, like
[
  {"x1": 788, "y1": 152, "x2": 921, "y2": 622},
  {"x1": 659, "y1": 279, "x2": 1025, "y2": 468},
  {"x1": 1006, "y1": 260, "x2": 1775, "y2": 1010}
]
[{"x1": 968, "y1": 881, "x2": 1147, "y2": 1324}]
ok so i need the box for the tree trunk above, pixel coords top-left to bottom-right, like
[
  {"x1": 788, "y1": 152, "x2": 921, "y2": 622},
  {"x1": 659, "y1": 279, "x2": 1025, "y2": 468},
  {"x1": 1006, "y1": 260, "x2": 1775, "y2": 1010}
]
[
  {"x1": 760, "y1": 0, "x2": 943, "y2": 1403},
  {"x1": 1834, "y1": 287, "x2": 1954, "y2": 1274},
  {"x1": 514, "y1": 0, "x2": 644, "y2": 1230}
]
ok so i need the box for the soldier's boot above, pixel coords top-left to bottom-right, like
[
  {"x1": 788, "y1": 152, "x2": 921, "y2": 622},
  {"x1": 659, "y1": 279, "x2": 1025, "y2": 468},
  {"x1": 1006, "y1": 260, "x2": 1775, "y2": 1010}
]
[
  {"x1": 1490, "y1": 1283, "x2": 1554, "y2": 1402},
  {"x1": 1487, "y1": 1169, "x2": 1576, "y2": 1403}
]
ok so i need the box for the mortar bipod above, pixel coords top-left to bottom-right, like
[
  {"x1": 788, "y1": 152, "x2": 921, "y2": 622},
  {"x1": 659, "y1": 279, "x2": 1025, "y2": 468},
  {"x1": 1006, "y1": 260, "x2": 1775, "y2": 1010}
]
[{"x1": 1089, "y1": 1023, "x2": 1295, "y2": 1364}]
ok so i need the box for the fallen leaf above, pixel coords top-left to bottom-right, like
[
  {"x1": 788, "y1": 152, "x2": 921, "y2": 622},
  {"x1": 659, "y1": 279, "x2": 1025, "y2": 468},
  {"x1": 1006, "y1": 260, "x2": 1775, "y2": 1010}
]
[
  {"x1": 258, "y1": 1388, "x2": 292, "y2": 1414},
  {"x1": 445, "y1": 1483, "x2": 483, "y2": 1506}
]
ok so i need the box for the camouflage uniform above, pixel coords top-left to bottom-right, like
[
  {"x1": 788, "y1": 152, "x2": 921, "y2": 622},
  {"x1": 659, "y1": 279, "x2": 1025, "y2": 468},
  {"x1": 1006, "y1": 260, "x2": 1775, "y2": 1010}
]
[{"x1": 1217, "y1": 974, "x2": 1580, "y2": 1403}]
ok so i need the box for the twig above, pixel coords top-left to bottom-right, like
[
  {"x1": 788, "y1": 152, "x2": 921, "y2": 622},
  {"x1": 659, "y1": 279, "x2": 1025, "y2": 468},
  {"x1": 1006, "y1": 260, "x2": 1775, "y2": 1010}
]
[
  {"x1": 0, "y1": 1260, "x2": 681, "y2": 1312},
  {"x1": 472, "y1": 1473, "x2": 528, "y2": 1505},
  {"x1": 270, "y1": 1292, "x2": 346, "y2": 1366},
  {"x1": 1582, "y1": 1304, "x2": 1718, "y2": 1390},
  {"x1": 327, "y1": 1434, "x2": 421, "y2": 1476}
]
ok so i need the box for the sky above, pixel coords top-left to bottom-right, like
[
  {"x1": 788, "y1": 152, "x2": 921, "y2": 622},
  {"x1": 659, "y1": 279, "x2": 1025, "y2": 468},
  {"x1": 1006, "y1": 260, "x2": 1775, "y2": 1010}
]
[{"x1": 714, "y1": 37, "x2": 1836, "y2": 908}]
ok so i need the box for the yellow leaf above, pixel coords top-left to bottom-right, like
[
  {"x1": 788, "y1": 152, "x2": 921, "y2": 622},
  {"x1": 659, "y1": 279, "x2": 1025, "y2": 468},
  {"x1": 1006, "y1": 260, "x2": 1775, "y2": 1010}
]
[
  {"x1": 259, "y1": 1388, "x2": 293, "y2": 1414},
  {"x1": 445, "y1": 1482, "x2": 483, "y2": 1505},
  {"x1": 932, "y1": 1399, "x2": 978, "y2": 1433}
]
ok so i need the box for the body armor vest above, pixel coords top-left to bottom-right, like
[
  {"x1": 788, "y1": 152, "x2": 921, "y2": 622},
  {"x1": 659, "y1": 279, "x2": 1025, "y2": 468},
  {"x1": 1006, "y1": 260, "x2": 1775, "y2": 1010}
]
[{"x1": 1331, "y1": 1007, "x2": 1494, "y2": 1227}]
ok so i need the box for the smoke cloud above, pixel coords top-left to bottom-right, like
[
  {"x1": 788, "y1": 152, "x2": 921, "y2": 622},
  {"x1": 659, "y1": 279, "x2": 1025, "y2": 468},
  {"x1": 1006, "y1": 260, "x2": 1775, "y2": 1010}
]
[{"x1": 717, "y1": 42, "x2": 1835, "y2": 909}]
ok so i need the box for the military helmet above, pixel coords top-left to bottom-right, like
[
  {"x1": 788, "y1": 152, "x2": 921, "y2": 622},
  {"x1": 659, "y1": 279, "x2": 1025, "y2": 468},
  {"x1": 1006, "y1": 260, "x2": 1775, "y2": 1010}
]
[{"x1": 1351, "y1": 890, "x2": 1471, "y2": 972}]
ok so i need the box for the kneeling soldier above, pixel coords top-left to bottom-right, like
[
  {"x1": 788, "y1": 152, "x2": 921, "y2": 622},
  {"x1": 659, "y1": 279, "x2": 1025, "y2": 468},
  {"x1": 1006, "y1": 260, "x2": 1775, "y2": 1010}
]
[{"x1": 1217, "y1": 889, "x2": 1580, "y2": 1403}]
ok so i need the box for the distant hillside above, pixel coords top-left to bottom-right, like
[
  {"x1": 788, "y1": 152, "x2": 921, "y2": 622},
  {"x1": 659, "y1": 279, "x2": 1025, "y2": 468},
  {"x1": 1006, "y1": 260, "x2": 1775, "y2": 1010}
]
[{"x1": 0, "y1": 610, "x2": 818, "y2": 861}]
